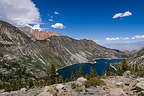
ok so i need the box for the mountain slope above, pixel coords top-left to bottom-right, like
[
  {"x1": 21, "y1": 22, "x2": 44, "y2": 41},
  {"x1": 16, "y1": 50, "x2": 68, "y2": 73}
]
[
  {"x1": 128, "y1": 47, "x2": 144, "y2": 69},
  {"x1": 0, "y1": 20, "x2": 125, "y2": 78}
]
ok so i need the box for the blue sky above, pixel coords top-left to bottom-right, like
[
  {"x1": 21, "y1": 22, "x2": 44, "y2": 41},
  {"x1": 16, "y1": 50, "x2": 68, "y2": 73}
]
[{"x1": 0, "y1": 0, "x2": 144, "y2": 44}]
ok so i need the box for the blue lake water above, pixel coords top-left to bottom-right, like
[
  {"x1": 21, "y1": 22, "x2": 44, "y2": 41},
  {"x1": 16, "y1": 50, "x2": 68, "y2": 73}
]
[{"x1": 57, "y1": 59, "x2": 122, "y2": 79}]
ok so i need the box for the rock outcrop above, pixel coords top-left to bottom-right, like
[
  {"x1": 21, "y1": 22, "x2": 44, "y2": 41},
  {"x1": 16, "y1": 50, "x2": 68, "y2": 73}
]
[
  {"x1": 19, "y1": 26, "x2": 61, "y2": 40},
  {"x1": 1, "y1": 76, "x2": 144, "y2": 96}
]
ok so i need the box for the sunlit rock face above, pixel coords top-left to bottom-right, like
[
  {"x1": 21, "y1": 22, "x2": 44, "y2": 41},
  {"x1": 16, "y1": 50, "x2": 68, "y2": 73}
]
[
  {"x1": 32, "y1": 29, "x2": 61, "y2": 40},
  {"x1": 19, "y1": 26, "x2": 61, "y2": 40}
]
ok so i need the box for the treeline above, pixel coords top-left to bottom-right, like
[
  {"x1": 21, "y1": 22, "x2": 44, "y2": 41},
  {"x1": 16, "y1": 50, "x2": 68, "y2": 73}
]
[
  {"x1": 116, "y1": 59, "x2": 141, "y2": 76},
  {"x1": 0, "y1": 63, "x2": 109, "y2": 92},
  {"x1": 0, "y1": 59, "x2": 141, "y2": 92}
]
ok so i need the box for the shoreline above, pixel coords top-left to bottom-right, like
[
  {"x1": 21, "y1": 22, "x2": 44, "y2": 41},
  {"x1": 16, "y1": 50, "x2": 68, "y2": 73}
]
[
  {"x1": 110, "y1": 64, "x2": 117, "y2": 71},
  {"x1": 57, "y1": 59, "x2": 120, "y2": 72},
  {"x1": 56, "y1": 62, "x2": 95, "y2": 71}
]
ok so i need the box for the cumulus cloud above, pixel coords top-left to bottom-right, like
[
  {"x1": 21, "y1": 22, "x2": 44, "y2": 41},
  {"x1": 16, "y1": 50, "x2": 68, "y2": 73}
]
[
  {"x1": 106, "y1": 35, "x2": 144, "y2": 41},
  {"x1": 113, "y1": 11, "x2": 132, "y2": 19},
  {"x1": 106, "y1": 37, "x2": 120, "y2": 41},
  {"x1": 134, "y1": 35, "x2": 144, "y2": 39},
  {"x1": 0, "y1": 0, "x2": 41, "y2": 26},
  {"x1": 54, "y1": 11, "x2": 60, "y2": 15},
  {"x1": 31, "y1": 24, "x2": 41, "y2": 30},
  {"x1": 51, "y1": 23, "x2": 64, "y2": 29}
]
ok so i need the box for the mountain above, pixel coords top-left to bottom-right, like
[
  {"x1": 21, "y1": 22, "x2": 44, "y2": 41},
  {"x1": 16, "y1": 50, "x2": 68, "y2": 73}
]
[
  {"x1": 104, "y1": 41, "x2": 144, "y2": 51},
  {"x1": 128, "y1": 47, "x2": 144, "y2": 68},
  {"x1": 19, "y1": 26, "x2": 61, "y2": 40},
  {"x1": 0, "y1": 20, "x2": 125, "y2": 78}
]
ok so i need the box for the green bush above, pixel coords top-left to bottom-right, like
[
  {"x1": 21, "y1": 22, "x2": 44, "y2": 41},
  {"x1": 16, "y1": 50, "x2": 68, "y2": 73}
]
[{"x1": 84, "y1": 77, "x2": 105, "y2": 88}]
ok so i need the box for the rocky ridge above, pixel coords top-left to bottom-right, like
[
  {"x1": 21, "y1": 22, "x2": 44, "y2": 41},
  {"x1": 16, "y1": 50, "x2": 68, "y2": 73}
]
[{"x1": 1, "y1": 75, "x2": 144, "y2": 96}]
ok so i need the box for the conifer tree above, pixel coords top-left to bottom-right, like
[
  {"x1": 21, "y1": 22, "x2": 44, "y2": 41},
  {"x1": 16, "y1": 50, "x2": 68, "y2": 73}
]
[
  {"x1": 76, "y1": 70, "x2": 80, "y2": 79},
  {"x1": 105, "y1": 62, "x2": 111, "y2": 76},
  {"x1": 65, "y1": 78, "x2": 69, "y2": 82},
  {"x1": 134, "y1": 64, "x2": 139, "y2": 72},
  {"x1": 70, "y1": 72, "x2": 75, "y2": 81},
  {"x1": 50, "y1": 64, "x2": 56, "y2": 84},
  {"x1": 90, "y1": 66, "x2": 95, "y2": 78},
  {"x1": 79, "y1": 66, "x2": 82, "y2": 77},
  {"x1": 121, "y1": 59, "x2": 128, "y2": 72},
  {"x1": 59, "y1": 75, "x2": 63, "y2": 83},
  {"x1": 85, "y1": 73, "x2": 90, "y2": 80},
  {"x1": 93, "y1": 65, "x2": 98, "y2": 77}
]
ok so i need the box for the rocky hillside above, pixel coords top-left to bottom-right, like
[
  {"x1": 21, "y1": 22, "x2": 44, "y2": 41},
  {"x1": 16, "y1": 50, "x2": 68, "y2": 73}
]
[
  {"x1": 128, "y1": 47, "x2": 144, "y2": 69},
  {"x1": 1, "y1": 76, "x2": 144, "y2": 96},
  {"x1": 0, "y1": 20, "x2": 125, "y2": 78}
]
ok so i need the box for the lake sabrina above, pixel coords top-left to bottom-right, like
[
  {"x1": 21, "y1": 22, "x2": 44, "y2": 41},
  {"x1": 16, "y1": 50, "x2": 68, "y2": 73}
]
[{"x1": 57, "y1": 59, "x2": 122, "y2": 79}]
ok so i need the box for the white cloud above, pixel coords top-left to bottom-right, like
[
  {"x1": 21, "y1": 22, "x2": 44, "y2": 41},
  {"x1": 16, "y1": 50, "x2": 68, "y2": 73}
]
[
  {"x1": 48, "y1": 19, "x2": 53, "y2": 22},
  {"x1": 51, "y1": 23, "x2": 64, "y2": 29},
  {"x1": 134, "y1": 35, "x2": 144, "y2": 39},
  {"x1": 106, "y1": 37, "x2": 120, "y2": 41},
  {"x1": 31, "y1": 24, "x2": 41, "y2": 31},
  {"x1": 113, "y1": 11, "x2": 132, "y2": 19},
  {"x1": 113, "y1": 13, "x2": 123, "y2": 19},
  {"x1": 131, "y1": 37, "x2": 135, "y2": 39},
  {"x1": 123, "y1": 37, "x2": 130, "y2": 40},
  {"x1": 54, "y1": 11, "x2": 60, "y2": 15},
  {"x1": 123, "y1": 11, "x2": 132, "y2": 17},
  {"x1": 0, "y1": 0, "x2": 41, "y2": 26}
]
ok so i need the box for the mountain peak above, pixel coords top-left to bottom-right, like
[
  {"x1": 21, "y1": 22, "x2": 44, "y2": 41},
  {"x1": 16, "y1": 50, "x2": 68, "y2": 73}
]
[{"x1": 19, "y1": 26, "x2": 61, "y2": 40}]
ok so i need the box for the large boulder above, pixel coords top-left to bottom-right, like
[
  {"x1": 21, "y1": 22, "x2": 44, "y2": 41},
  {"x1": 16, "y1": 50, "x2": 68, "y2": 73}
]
[
  {"x1": 110, "y1": 88, "x2": 127, "y2": 96},
  {"x1": 77, "y1": 77, "x2": 87, "y2": 83},
  {"x1": 129, "y1": 78, "x2": 144, "y2": 90},
  {"x1": 123, "y1": 71, "x2": 131, "y2": 78},
  {"x1": 20, "y1": 88, "x2": 27, "y2": 92},
  {"x1": 38, "y1": 92, "x2": 53, "y2": 96},
  {"x1": 135, "y1": 81, "x2": 144, "y2": 92}
]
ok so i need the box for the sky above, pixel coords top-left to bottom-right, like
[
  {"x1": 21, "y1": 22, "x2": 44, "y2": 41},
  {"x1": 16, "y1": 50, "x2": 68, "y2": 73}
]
[{"x1": 0, "y1": 0, "x2": 144, "y2": 44}]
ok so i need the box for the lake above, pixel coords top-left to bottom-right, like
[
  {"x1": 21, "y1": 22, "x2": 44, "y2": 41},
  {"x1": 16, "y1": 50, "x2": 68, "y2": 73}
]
[{"x1": 57, "y1": 59, "x2": 122, "y2": 79}]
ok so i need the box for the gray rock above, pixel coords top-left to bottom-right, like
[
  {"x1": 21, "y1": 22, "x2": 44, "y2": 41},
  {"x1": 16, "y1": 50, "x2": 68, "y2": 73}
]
[
  {"x1": 123, "y1": 71, "x2": 131, "y2": 78},
  {"x1": 135, "y1": 81, "x2": 144, "y2": 92},
  {"x1": 137, "y1": 91, "x2": 144, "y2": 96},
  {"x1": 38, "y1": 92, "x2": 53, "y2": 96},
  {"x1": 85, "y1": 87, "x2": 104, "y2": 95},
  {"x1": 129, "y1": 78, "x2": 144, "y2": 90},
  {"x1": 73, "y1": 81, "x2": 83, "y2": 87},
  {"x1": 110, "y1": 88, "x2": 127, "y2": 96}
]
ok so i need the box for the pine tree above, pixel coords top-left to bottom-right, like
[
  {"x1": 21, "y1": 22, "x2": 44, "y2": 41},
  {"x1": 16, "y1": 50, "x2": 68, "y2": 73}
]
[
  {"x1": 134, "y1": 64, "x2": 139, "y2": 72},
  {"x1": 85, "y1": 73, "x2": 90, "y2": 80},
  {"x1": 70, "y1": 72, "x2": 75, "y2": 81},
  {"x1": 90, "y1": 66, "x2": 95, "y2": 78},
  {"x1": 76, "y1": 70, "x2": 80, "y2": 79},
  {"x1": 105, "y1": 62, "x2": 111, "y2": 76},
  {"x1": 50, "y1": 64, "x2": 56, "y2": 84},
  {"x1": 79, "y1": 66, "x2": 82, "y2": 77},
  {"x1": 93, "y1": 66, "x2": 97, "y2": 77},
  {"x1": 65, "y1": 78, "x2": 69, "y2": 82},
  {"x1": 121, "y1": 59, "x2": 128, "y2": 72},
  {"x1": 58, "y1": 75, "x2": 63, "y2": 83}
]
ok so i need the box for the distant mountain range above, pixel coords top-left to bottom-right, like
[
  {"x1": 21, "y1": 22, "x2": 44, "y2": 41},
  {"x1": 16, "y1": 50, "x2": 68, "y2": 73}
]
[{"x1": 104, "y1": 41, "x2": 144, "y2": 51}]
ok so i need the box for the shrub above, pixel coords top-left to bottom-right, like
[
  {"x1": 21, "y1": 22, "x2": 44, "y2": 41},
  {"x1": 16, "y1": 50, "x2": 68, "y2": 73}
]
[
  {"x1": 75, "y1": 86, "x2": 83, "y2": 92},
  {"x1": 71, "y1": 83, "x2": 83, "y2": 92},
  {"x1": 84, "y1": 77, "x2": 105, "y2": 88}
]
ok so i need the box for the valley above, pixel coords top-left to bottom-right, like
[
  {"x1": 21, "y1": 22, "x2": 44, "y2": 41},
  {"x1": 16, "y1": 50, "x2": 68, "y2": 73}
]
[{"x1": 0, "y1": 21, "x2": 144, "y2": 96}]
